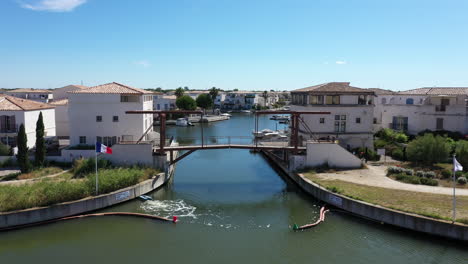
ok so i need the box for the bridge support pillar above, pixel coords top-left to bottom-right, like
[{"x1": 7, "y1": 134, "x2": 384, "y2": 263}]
[{"x1": 153, "y1": 153, "x2": 168, "y2": 172}]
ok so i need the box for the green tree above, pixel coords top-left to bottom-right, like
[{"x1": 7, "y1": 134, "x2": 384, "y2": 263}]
[
  {"x1": 209, "y1": 87, "x2": 219, "y2": 113},
  {"x1": 175, "y1": 87, "x2": 185, "y2": 98},
  {"x1": 176, "y1": 95, "x2": 196, "y2": 110},
  {"x1": 35, "y1": 112, "x2": 46, "y2": 167},
  {"x1": 456, "y1": 140, "x2": 468, "y2": 172},
  {"x1": 406, "y1": 134, "x2": 450, "y2": 164},
  {"x1": 262, "y1": 90, "x2": 268, "y2": 107},
  {"x1": 16, "y1": 124, "x2": 31, "y2": 173},
  {"x1": 196, "y1": 94, "x2": 213, "y2": 113}
]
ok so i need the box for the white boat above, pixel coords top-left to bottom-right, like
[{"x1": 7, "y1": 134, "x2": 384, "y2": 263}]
[
  {"x1": 176, "y1": 118, "x2": 194, "y2": 127},
  {"x1": 252, "y1": 129, "x2": 274, "y2": 138},
  {"x1": 241, "y1": 110, "x2": 251, "y2": 113},
  {"x1": 220, "y1": 113, "x2": 232, "y2": 117},
  {"x1": 270, "y1": 115, "x2": 290, "y2": 121}
]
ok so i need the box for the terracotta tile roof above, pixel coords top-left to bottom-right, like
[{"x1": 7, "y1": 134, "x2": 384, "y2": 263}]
[
  {"x1": 69, "y1": 82, "x2": 152, "y2": 94},
  {"x1": 398, "y1": 87, "x2": 468, "y2": 95},
  {"x1": 6, "y1": 88, "x2": 52, "y2": 94},
  {"x1": 367, "y1": 88, "x2": 396, "y2": 95},
  {"x1": 162, "y1": 95, "x2": 177, "y2": 100},
  {"x1": 0, "y1": 96, "x2": 55, "y2": 111},
  {"x1": 292, "y1": 82, "x2": 374, "y2": 94},
  {"x1": 49, "y1": 99, "x2": 68, "y2": 106}
]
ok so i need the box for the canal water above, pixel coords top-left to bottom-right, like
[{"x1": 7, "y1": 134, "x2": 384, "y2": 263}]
[{"x1": 0, "y1": 114, "x2": 467, "y2": 263}]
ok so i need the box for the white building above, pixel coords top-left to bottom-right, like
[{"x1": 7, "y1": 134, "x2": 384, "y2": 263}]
[
  {"x1": 68, "y1": 82, "x2": 154, "y2": 147},
  {"x1": 290, "y1": 82, "x2": 375, "y2": 149},
  {"x1": 153, "y1": 95, "x2": 176, "y2": 110},
  {"x1": 0, "y1": 96, "x2": 56, "y2": 149},
  {"x1": 49, "y1": 99, "x2": 70, "y2": 138},
  {"x1": 222, "y1": 91, "x2": 262, "y2": 110},
  {"x1": 374, "y1": 87, "x2": 468, "y2": 135},
  {"x1": 5, "y1": 89, "x2": 53, "y2": 103},
  {"x1": 52, "y1": 84, "x2": 88, "y2": 100}
]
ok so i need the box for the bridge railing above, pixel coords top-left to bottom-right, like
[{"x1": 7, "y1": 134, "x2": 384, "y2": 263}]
[{"x1": 170, "y1": 136, "x2": 256, "y2": 146}]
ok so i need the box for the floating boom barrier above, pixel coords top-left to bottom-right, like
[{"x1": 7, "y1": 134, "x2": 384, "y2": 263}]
[
  {"x1": 293, "y1": 206, "x2": 329, "y2": 231},
  {"x1": 0, "y1": 212, "x2": 177, "y2": 232}
]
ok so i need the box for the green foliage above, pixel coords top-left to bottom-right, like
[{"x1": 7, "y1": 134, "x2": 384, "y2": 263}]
[
  {"x1": 406, "y1": 134, "x2": 450, "y2": 164},
  {"x1": 195, "y1": 94, "x2": 213, "y2": 109},
  {"x1": 455, "y1": 140, "x2": 468, "y2": 172},
  {"x1": 174, "y1": 87, "x2": 185, "y2": 98},
  {"x1": 175, "y1": 95, "x2": 196, "y2": 110},
  {"x1": 0, "y1": 166, "x2": 160, "y2": 212},
  {"x1": 441, "y1": 169, "x2": 452, "y2": 179},
  {"x1": 35, "y1": 112, "x2": 46, "y2": 167},
  {"x1": 0, "y1": 143, "x2": 11, "y2": 156},
  {"x1": 394, "y1": 133, "x2": 409, "y2": 143},
  {"x1": 68, "y1": 144, "x2": 95, "y2": 150},
  {"x1": 394, "y1": 173, "x2": 438, "y2": 186},
  {"x1": 326, "y1": 186, "x2": 343, "y2": 194},
  {"x1": 375, "y1": 128, "x2": 408, "y2": 143},
  {"x1": 0, "y1": 157, "x2": 16, "y2": 168},
  {"x1": 418, "y1": 129, "x2": 464, "y2": 140},
  {"x1": 209, "y1": 87, "x2": 219, "y2": 102},
  {"x1": 457, "y1": 176, "x2": 467, "y2": 185},
  {"x1": 16, "y1": 124, "x2": 31, "y2": 173},
  {"x1": 391, "y1": 148, "x2": 405, "y2": 160},
  {"x1": 354, "y1": 147, "x2": 380, "y2": 161},
  {"x1": 72, "y1": 158, "x2": 113, "y2": 178}
]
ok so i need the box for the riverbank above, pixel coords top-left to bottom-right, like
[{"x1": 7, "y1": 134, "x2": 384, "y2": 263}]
[{"x1": 262, "y1": 150, "x2": 468, "y2": 241}]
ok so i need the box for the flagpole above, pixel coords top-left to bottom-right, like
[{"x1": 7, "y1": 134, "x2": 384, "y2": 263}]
[
  {"x1": 95, "y1": 143, "x2": 98, "y2": 196},
  {"x1": 452, "y1": 154, "x2": 456, "y2": 223}
]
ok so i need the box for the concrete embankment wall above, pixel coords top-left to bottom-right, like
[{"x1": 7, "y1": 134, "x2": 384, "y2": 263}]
[
  {"x1": 263, "y1": 151, "x2": 468, "y2": 241},
  {"x1": 0, "y1": 166, "x2": 175, "y2": 229}
]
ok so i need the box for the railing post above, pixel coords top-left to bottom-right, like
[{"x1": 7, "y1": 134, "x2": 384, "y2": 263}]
[{"x1": 159, "y1": 113, "x2": 166, "y2": 154}]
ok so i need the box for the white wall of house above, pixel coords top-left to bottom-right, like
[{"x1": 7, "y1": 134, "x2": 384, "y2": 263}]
[
  {"x1": 52, "y1": 85, "x2": 81, "y2": 100},
  {"x1": 54, "y1": 104, "x2": 69, "y2": 138},
  {"x1": 306, "y1": 142, "x2": 362, "y2": 168},
  {"x1": 153, "y1": 95, "x2": 176, "y2": 110},
  {"x1": 69, "y1": 93, "x2": 153, "y2": 146}
]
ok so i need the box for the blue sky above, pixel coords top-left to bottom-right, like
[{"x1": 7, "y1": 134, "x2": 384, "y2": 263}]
[{"x1": 1, "y1": 0, "x2": 468, "y2": 91}]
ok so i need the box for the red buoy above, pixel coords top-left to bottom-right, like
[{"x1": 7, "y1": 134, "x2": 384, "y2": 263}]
[{"x1": 172, "y1": 216, "x2": 178, "y2": 223}]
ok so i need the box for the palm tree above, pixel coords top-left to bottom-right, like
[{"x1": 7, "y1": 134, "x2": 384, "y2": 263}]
[
  {"x1": 175, "y1": 87, "x2": 185, "y2": 98},
  {"x1": 209, "y1": 87, "x2": 219, "y2": 113}
]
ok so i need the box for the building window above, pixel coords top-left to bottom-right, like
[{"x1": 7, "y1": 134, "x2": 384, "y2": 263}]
[
  {"x1": 373, "y1": 118, "x2": 377, "y2": 124},
  {"x1": 157, "y1": 104, "x2": 160, "y2": 110},
  {"x1": 326, "y1": 96, "x2": 340, "y2": 105},
  {"x1": 120, "y1": 95, "x2": 139, "y2": 102},
  {"x1": 334, "y1": 115, "x2": 346, "y2": 133},
  {"x1": 319, "y1": 118, "x2": 325, "y2": 124},
  {"x1": 358, "y1": 95, "x2": 367, "y2": 105},
  {"x1": 310, "y1": 95, "x2": 324, "y2": 105},
  {"x1": 113, "y1": 116, "x2": 119, "y2": 122},
  {"x1": 96, "y1": 116, "x2": 102, "y2": 122},
  {"x1": 436, "y1": 118, "x2": 444, "y2": 130},
  {"x1": 79, "y1": 136, "x2": 86, "y2": 144},
  {"x1": 392, "y1": 116, "x2": 408, "y2": 131},
  {"x1": 406, "y1": 98, "x2": 414, "y2": 105},
  {"x1": 356, "y1": 117, "x2": 361, "y2": 124}
]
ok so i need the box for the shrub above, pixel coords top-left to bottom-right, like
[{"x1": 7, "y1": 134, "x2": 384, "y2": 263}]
[
  {"x1": 374, "y1": 139, "x2": 388, "y2": 149},
  {"x1": 455, "y1": 171, "x2": 465, "y2": 178},
  {"x1": 455, "y1": 141, "x2": 468, "y2": 172},
  {"x1": 355, "y1": 147, "x2": 380, "y2": 161},
  {"x1": 403, "y1": 168, "x2": 414, "y2": 176},
  {"x1": 441, "y1": 169, "x2": 452, "y2": 179},
  {"x1": 457, "y1": 176, "x2": 467, "y2": 185},
  {"x1": 420, "y1": 178, "x2": 438, "y2": 186},
  {"x1": 0, "y1": 158, "x2": 16, "y2": 168},
  {"x1": 73, "y1": 158, "x2": 112, "y2": 178},
  {"x1": 415, "y1": 171, "x2": 425, "y2": 177},
  {"x1": 423, "y1": 171, "x2": 436, "y2": 179},
  {"x1": 0, "y1": 143, "x2": 11, "y2": 156},
  {"x1": 387, "y1": 166, "x2": 404, "y2": 175},
  {"x1": 395, "y1": 174, "x2": 421, "y2": 184},
  {"x1": 406, "y1": 134, "x2": 450, "y2": 164},
  {"x1": 391, "y1": 148, "x2": 405, "y2": 161}
]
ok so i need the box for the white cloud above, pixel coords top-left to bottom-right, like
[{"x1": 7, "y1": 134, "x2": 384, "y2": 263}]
[
  {"x1": 20, "y1": 0, "x2": 87, "y2": 12},
  {"x1": 335, "y1": 60, "x2": 347, "y2": 65},
  {"x1": 133, "y1": 60, "x2": 151, "y2": 68}
]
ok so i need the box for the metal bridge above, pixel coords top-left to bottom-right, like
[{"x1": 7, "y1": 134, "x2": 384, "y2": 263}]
[{"x1": 125, "y1": 110, "x2": 330, "y2": 164}]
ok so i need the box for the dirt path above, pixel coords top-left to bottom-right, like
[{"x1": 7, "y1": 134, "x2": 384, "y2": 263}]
[
  {"x1": 310, "y1": 164, "x2": 468, "y2": 196},
  {"x1": 0, "y1": 169, "x2": 71, "y2": 186}
]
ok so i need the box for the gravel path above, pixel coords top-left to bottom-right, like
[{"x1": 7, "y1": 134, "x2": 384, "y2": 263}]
[
  {"x1": 0, "y1": 169, "x2": 71, "y2": 186},
  {"x1": 312, "y1": 164, "x2": 468, "y2": 196}
]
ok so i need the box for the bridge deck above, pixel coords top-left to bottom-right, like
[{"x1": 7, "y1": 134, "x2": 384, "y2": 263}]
[{"x1": 162, "y1": 144, "x2": 306, "y2": 151}]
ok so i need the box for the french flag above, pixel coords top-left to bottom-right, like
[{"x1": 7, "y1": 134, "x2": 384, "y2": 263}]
[{"x1": 96, "y1": 142, "x2": 112, "y2": 154}]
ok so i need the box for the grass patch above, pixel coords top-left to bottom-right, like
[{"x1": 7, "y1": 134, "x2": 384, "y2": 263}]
[
  {"x1": 0, "y1": 167, "x2": 160, "y2": 212},
  {"x1": 17, "y1": 167, "x2": 64, "y2": 180},
  {"x1": 303, "y1": 173, "x2": 468, "y2": 224}
]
